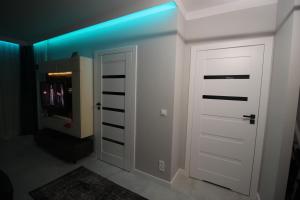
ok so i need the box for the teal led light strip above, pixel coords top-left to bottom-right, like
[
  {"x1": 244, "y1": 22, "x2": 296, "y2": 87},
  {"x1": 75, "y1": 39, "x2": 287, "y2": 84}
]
[
  {"x1": 34, "y1": 1, "x2": 177, "y2": 46},
  {"x1": 0, "y1": 40, "x2": 19, "y2": 47}
]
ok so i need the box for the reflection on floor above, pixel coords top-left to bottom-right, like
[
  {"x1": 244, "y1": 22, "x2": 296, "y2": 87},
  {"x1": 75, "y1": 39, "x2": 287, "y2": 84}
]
[{"x1": 0, "y1": 136, "x2": 248, "y2": 200}]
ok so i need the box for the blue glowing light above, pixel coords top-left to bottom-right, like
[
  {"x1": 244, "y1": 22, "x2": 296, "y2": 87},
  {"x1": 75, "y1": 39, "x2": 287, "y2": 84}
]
[
  {"x1": 34, "y1": 1, "x2": 176, "y2": 47},
  {"x1": 0, "y1": 40, "x2": 19, "y2": 47}
]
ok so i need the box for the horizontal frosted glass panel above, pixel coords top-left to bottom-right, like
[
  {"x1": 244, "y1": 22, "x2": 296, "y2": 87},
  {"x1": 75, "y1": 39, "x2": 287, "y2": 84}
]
[
  {"x1": 203, "y1": 79, "x2": 250, "y2": 97},
  {"x1": 103, "y1": 79, "x2": 125, "y2": 92},
  {"x1": 205, "y1": 58, "x2": 251, "y2": 75},
  {"x1": 102, "y1": 140, "x2": 124, "y2": 157},
  {"x1": 102, "y1": 125, "x2": 125, "y2": 143},
  {"x1": 102, "y1": 110, "x2": 124, "y2": 126},
  {"x1": 102, "y1": 95, "x2": 125, "y2": 109},
  {"x1": 102, "y1": 60, "x2": 125, "y2": 75}
]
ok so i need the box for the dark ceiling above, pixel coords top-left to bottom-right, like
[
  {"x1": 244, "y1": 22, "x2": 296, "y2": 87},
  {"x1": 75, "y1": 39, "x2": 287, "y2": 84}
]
[{"x1": 0, "y1": 0, "x2": 167, "y2": 44}]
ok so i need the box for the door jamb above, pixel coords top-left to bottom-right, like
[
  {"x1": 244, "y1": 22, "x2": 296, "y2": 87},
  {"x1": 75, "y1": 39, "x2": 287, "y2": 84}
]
[
  {"x1": 94, "y1": 46, "x2": 137, "y2": 171},
  {"x1": 185, "y1": 37, "x2": 274, "y2": 200}
]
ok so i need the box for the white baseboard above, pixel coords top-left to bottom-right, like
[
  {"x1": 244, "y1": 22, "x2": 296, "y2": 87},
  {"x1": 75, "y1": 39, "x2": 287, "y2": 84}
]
[
  {"x1": 133, "y1": 168, "x2": 185, "y2": 186},
  {"x1": 133, "y1": 169, "x2": 170, "y2": 185},
  {"x1": 170, "y1": 168, "x2": 185, "y2": 184},
  {"x1": 134, "y1": 168, "x2": 260, "y2": 200}
]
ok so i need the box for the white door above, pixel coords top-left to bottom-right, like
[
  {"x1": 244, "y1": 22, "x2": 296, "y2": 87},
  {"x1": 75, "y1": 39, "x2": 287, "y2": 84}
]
[
  {"x1": 94, "y1": 46, "x2": 137, "y2": 171},
  {"x1": 189, "y1": 45, "x2": 265, "y2": 195}
]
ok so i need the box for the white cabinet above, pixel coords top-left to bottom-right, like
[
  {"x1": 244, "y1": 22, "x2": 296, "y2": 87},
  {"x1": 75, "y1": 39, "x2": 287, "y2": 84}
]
[{"x1": 37, "y1": 56, "x2": 93, "y2": 138}]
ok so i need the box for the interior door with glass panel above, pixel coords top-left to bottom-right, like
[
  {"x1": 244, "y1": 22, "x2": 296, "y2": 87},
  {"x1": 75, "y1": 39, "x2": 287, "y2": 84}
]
[
  {"x1": 94, "y1": 47, "x2": 136, "y2": 171},
  {"x1": 189, "y1": 45, "x2": 264, "y2": 195}
]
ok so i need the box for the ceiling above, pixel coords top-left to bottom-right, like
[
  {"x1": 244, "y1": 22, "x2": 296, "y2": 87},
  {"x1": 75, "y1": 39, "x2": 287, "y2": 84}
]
[
  {"x1": 182, "y1": 0, "x2": 243, "y2": 11},
  {"x1": 0, "y1": 0, "x2": 260, "y2": 44}
]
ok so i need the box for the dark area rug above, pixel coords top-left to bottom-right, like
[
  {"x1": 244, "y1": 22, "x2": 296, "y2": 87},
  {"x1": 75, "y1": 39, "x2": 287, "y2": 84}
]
[{"x1": 29, "y1": 166, "x2": 148, "y2": 200}]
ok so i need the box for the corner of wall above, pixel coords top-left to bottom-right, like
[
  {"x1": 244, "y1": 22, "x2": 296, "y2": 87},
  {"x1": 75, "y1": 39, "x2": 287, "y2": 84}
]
[
  {"x1": 276, "y1": 0, "x2": 295, "y2": 27},
  {"x1": 176, "y1": 7, "x2": 187, "y2": 40},
  {"x1": 259, "y1": 3, "x2": 300, "y2": 200},
  {"x1": 170, "y1": 34, "x2": 189, "y2": 179}
]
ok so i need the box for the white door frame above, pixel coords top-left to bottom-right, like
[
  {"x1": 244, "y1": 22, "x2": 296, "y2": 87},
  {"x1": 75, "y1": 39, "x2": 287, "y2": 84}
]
[
  {"x1": 185, "y1": 37, "x2": 273, "y2": 200},
  {"x1": 94, "y1": 45, "x2": 137, "y2": 171}
]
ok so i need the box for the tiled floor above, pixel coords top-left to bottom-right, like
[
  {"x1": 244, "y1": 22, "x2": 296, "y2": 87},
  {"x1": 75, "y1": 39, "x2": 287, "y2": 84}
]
[{"x1": 0, "y1": 135, "x2": 248, "y2": 200}]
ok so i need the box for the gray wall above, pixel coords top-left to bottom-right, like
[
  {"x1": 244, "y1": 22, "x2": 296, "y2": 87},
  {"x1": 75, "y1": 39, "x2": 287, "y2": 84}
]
[
  {"x1": 171, "y1": 35, "x2": 187, "y2": 178},
  {"x1": 0, "y1": 42, "x2": 20, "y2": 140},
  {"x1": 259, "y1": 0, "x2": 300, "y2": 199},
  {"x1": 297, "y1": 91, "x2": 300, "y2": 129},
  {"x1": 169, "y1": 10, "x2": 189, "y2": 179},
  {"x1": 35, "y1": 8, "x2": 179, "y2": 181},
  {"x1": 259, "y1": 13, "x2": 294, "y2": 200},
  {"x1": 276, "y1": 0, "x2": 297, "y2": 26}
]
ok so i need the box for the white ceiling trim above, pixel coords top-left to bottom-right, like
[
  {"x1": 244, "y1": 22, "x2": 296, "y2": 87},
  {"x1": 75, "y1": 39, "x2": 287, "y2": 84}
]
[
  {"x1": 185, "y1": 0, "x2": 277, "y2": 20},
  {"x1": 175, "y1": 0, "x2": 188, "y2": 18}
]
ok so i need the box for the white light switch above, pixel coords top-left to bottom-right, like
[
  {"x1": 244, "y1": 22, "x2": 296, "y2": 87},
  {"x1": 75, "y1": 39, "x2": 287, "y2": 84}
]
[{"x1": 160, "y1": 109, "x2": 168, "y2": 117}]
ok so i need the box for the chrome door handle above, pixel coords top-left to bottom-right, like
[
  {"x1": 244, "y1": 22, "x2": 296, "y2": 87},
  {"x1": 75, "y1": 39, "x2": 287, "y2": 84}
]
[{"x1": 243, "y1": 114, "x2": 255, "y2": 119}]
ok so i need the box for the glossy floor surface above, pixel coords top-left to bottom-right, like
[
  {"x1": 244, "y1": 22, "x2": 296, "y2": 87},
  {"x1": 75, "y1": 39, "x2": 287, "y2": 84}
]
[{"x1": 0, "y1": 136, "x2": 248, "y2": 200}]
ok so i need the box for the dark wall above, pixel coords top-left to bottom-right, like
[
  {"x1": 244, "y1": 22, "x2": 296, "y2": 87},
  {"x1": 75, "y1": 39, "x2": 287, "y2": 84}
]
[{"x1": 20, "y1": 45, "x2": 37, "y2": 134}]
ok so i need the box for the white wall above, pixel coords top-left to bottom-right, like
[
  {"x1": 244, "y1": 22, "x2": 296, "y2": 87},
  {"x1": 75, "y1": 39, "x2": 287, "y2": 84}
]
[
  {"x1": 184, "y1": 3, "x2": 277, "y2": 42},
  {"x1": 35, "y1": 8, "x2": 179, "y2": 181},
  {"x1": 259, "y1": 2, "x2": 300, "y2": 199}
]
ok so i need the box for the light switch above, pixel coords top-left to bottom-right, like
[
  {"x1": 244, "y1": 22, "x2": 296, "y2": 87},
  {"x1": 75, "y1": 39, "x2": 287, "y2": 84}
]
[{"x1": 160, "y1": 109, "x2": 168, "y2": 117}]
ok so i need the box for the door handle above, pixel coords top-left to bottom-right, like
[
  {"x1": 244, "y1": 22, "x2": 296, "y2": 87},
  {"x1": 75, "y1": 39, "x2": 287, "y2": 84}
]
[
  {"x1": 243, "y1": 114, "x2": 256, "y2": 124},
  {"x1": 96, "y1": 102, "x2": 101, "y2": 110}
]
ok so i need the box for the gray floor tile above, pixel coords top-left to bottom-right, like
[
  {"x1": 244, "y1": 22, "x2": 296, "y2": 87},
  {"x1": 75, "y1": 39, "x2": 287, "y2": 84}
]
[{"x1": 0, "y1": 136, "x2": 249, "y2": 200}]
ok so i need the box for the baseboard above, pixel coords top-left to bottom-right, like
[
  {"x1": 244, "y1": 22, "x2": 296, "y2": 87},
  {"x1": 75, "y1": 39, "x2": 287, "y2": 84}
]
[
  {"x1": 132, "y1": 169, "x2": 170, "y2": 186},
  {"x1": 134, "y1": 168, "x2": 260, "y2": 199},
  {"x1": 256, "y1": 192, "x2": 261, "y2": 200},
  {"x1": 170, "y1": 168, "x2": 185, "y2": 184},
  {"x1": 133, "y1": 168, "x2": 185, "y2": 186}
]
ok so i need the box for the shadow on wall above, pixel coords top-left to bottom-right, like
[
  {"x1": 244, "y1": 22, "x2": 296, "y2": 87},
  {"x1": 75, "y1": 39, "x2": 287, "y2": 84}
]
[
  {"x1": 285, "y1": 88, "x2": 300, "y2": 200},
  {"x1": 294, "y1": 88, "x2": 300, "y2": 136}
]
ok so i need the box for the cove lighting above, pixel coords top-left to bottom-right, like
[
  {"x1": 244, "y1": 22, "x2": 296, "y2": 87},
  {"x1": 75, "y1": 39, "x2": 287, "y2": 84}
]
[
  {"x1": 34, "y1": 1, "x2": 177, "y2": 46},
  {"x1": 48, "y1": 72, "x2": 72, "y2": 77},
  {"x1": 0, "y1": 40, "x2": 19, "y2": 47}
]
